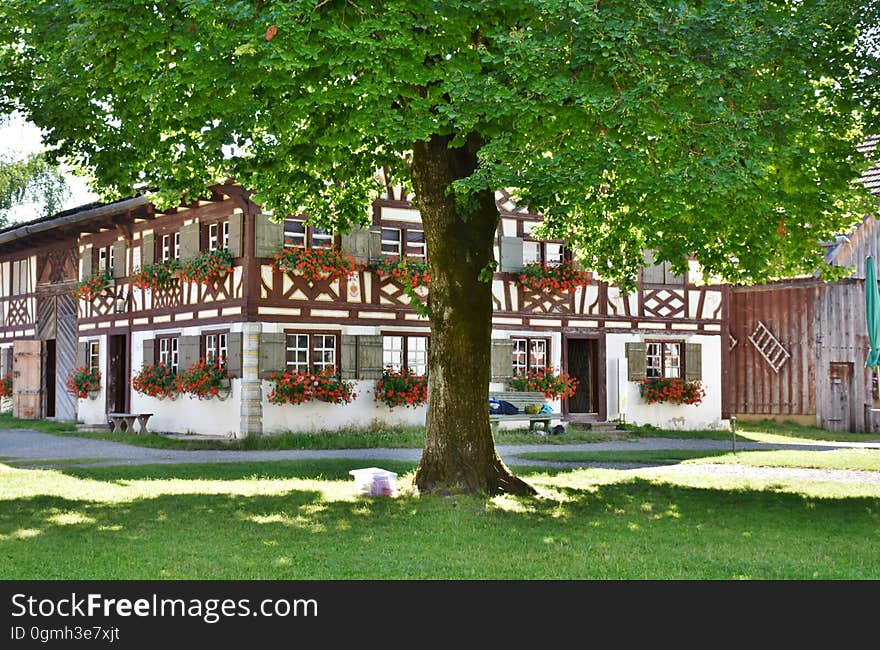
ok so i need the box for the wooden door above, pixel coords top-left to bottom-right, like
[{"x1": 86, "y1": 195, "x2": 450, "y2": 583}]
[
  {"x1": 566, "y1": 339, "x2": 598, "y2": 414},
  {"x1": 13, "y1": 340, "x2": 42, "y2": 419},
  {"x1": 827, "y1": 362, "x2": 854, "y2": 432},
  {"x1": 107, "y1": 334, "x2": 128, "y2": 413}
]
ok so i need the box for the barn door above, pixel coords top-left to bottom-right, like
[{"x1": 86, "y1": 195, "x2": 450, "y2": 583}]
[
  {"x1": 827, "y1": 362, "x2": 854, "y2": 432},
  {"x1": 13, "y1": 340, "x2": 43, "y2": 419}
]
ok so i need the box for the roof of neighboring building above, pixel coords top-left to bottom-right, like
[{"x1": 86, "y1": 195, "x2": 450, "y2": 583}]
[{"x1": 858, "y1": 136, "x2": 880, "y2": 195}]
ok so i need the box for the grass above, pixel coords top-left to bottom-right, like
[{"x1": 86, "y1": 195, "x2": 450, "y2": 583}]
[
  {"x1": 1, "y1": 458, "x2": 879, "y2": 579},
  {"x1": 517, "y1": 449, "x2": 733, "y2": 464},
  {"x1": 623, "y1": 419, "x2": 880, "y2": 443}
]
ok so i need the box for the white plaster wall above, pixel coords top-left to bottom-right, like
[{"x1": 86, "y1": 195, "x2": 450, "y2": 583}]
[
  {"x1": 76, "y1": 334, "x2": 108, "y2": 425},
  {"x1": 605, "y1": 332, "x2": 726, "y2": 430}
]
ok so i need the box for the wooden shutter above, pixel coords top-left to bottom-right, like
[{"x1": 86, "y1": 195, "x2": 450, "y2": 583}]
[
  {"x1": 226, "y1": 332, "x2": 243, "y2": 378},
  {"x1": 625, "y1": 342, "x2": 647, "y2": 380},
  {"x1": 254, "y1": 214, "x2": 284, "y2": 258},
  {"x1": 356, "y1": 334, "x2": 383, "y2": 379},
  {"x1": 368, "y1": 226, "x2": 382, "y2": 262},
  {"x1": 179, "y1": 222, "x2": 200, "y2": 260},
  {"x1": 80, "y1": 244, "x2": 93, "y2": 281},
  {"x1": 112, "y1": 239, "x2": 127, "y2": 278},
  {"x1": 685, "y1": 343, "x2": 702, "y2": 382},
  {"x1": 76, "y1": 341, "x2": 88, "y2": 369},
  {"x1": 340, "y1": 334, "x2": 358, "y2": 380},
  {"x1": 258, "y1": 332, "x2": 286, "y2": 377},
  {"x1": 141, "y1": 233, "x2": 154, "y2": 267},
  {"x1": 1, "y1": 347, "x2": 13, "y2": 377},
  {"x1": 341, "y1": 226, "x2": 371, "y2": 263},
  {"x1": 491, "y1": 338, "x2": 513, "y2": 381},
  {"x1": 228, "y1": 213, "x2": 244, "y2": 257},
  {"x1": 178, "y1": 335, "x2": 201, "y2": 371},
  {"x1": 641, "y1": 250, "x2": 664, "y2": 284},
  {"x1": 499, "y1": 236, "x2": 524, "y2": 273},
  {"x1": 142, "y1": 338, "x2": 155, "y2": 366}
]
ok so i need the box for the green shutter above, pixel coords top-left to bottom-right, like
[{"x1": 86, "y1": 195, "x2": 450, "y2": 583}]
[
  {"x1": 80, "y1": 244, "x2": 93, "y2": 281},
  {"x1": 491, "y1": 338, "x2": 513, "y2": 381},
  {"x1": 112, "y1": 239, "x2": 127, "y2": 278},
  {"x1": 179, "y1": 222, "x2": 200, "y2": 260},
  {"x1": 141, "y1": 233, "x2": 154, "y2": 267},
  {"x1": 76, "y1": 341, "x2": 88, "y2": 369},
  {"x1": 226, "y1": 332, "x2": 243, "y2": 378},
  {"x1": 625, "y1": 342, "x2": 647, "y2": 381},
  {"x1": 368, "y1": 226, "x2": 382, "y2": 262},
  {"x1": 228, "y1": 213, "x2": 243, "y2": 257},
  {"x1": 258, "y1": 332, "x2": 286, "y2": 377},
  {"x1": 356, "y1": 335, "x2": 384, "y2": 380},
  {"x1": 254, "y1": 214, "x2": 284, "y2": 259},
  {"x1": 340, "y1": 334, "x2": 358, "y2": 380},
  {"x1": 499, "y1": 237, "x2": 524, "y2": 273},
  {"x1": 685, "y1": 343, "x2": 702, "y2": 382},
  {"x1": 1, "y1": 347, "x2": 12, "y2": 377},
  {"x1": 178, "y1": 335, "x2": 200, "y2": 371},
  {"x1": 664, "y1": 261, "x2": 685, "y2": 286},
  {"x1": 341, "y1": 226, "x2": 371, "y2": 263},
  {"x1": 142, "y1": 338, "x2": 155, "y2": 366}
]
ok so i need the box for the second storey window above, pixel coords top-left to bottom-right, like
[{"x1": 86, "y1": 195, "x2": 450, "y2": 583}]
[
  {"x1": 406, "y1": 230, "x2": 426, "y2": 259},
  {"x1": 158, "y1": 337, "x2": 179, "y2": 374},
  {"x1": 161, "y1": 232, "x2": 181, "y2": 262},
  {"x1": 512, "y1": 338, "x2": 548, "y2": 375},
  {"x1": 204, "y1": 332, "x2": 228, "y2": 363},
  {"x1": 284, "y1": 219, "x2": 333, "y2": 249},
  {"x1": 207, "y1": 222, "x2": 230, "y2": 252},
  {"x1": 381, "y1": 228, "x2": 401, "y2": 256},
  {"x1": 97, "y1": 245, "x2": 115, "y2": 273},
  {"x1": 383, "y1": 335, "x2": 429, "y2": 375},
  {"x1": 646, "y1": 341, "x2": 681, "y2": 379}
]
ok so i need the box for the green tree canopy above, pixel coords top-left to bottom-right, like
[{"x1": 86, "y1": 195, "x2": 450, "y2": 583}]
[{"x1": 0, "y1": 151, "x2": 68, "y2": 222}]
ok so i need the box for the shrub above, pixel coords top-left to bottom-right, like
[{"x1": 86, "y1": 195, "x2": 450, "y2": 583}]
[
  {"x1": 0, "y1": 374, "x2": 11, "y2": 398},
  {"x1": 131, "y1": 259, "x2": 181, "y2": 291},
  {"x1": 265, "y1": 367, "x2": 356, "y2": 405},
  {"x1": 72, "y1": 270, "x2": 112, "y2": 301},
  {"x1": 639, "y1": 378, "x2": 705, "y2": 405},
  {"x1": 179, "y1": 248, "x2": 234, "y2": 285},
  {"x1": 517, "y1": 260, "x2": 591, "y2": 293},
  {"x1": 175, "y1": 358, "x2": 232, "y2": 399},
  {"x1": 508, "y1": 368, "x2": 578, "y2": 399},
  {"x1": 65, "y1": 366, "x2": 101, "y2": 398},
  {"x1": 132, "y1": 362, "x2": 178, "y2": 398},
  {"x1": 375, "y1": 367, "x2": 428, "y2": 409},
  {"x1": 273, "y1": 248, "x2": 363, "y2": 283}
]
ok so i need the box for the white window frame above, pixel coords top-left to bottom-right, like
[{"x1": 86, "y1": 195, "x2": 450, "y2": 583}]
[
  {"x1": 313, "y1": 334, "x2": 337, "y2": 371},
  {"x1": 283, "y1": 219, "x2": 307, "y2": 249},
  {"x1": 285, "y1": 334, "x2": 310, "y2": 371},
  {"x1": 381, "y1": 228, "x2": 402, "y2": 256},
  {"x1": 87, "y1": 341, "x2": 100, "y2": 373},
  {"x1": 158, "y1": 337, "x2": 179, "y2": 374},
  {"x1": 646, "y1": 341, "x2": 682, "y2": 379}
]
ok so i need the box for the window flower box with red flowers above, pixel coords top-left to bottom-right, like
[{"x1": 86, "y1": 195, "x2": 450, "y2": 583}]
[
  {"x1": 375, "y1": 367, "x2": 428, "y2": 410},
  {"x1": 131, "y1": 259, "x2": 181, "y2": 291},
  {"x1": 65, "y1": 366, "x2": 101, "y2": 399},
  {"x1": 265, "y1": 367, "x2": 356, "y2": 405},
  {"x1": 174, "y1": 358, "x2": 232, "y2": 400},
  {"x1": 179, "y1": 249, "x2": 234, "y2": 285},
  {"x1": 508, "y1": 368, "x2": 578, "y2": 399},
  {"x1": 517, "y1": 260, "x2": 591, "y2": 293},
  {"x1": 273, "y1": 248, "x2": 363, "y2": 284},
  {"x1": 0, "y1": 374, "x2": 12, "y2": 398},
  {"x1": 638, "y1": 378, "x2": 705, "y2": 406},
  {"x1": 369, "y1": 256, "x2": 431, "y2": 289},
  {"x1": 72, "y1": 270, "x2": 113, "y2": 301},
  {"x1": 132, "y1": 362, "x2": 178, "y2": 399}
]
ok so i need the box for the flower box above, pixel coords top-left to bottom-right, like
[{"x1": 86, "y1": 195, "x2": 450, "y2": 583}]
[
  {"x1": 273, "y1": 248, "x2": 363, "y2": 284},
  {"x1": 508, "y1": 368, "x2": 578, "y2": 399},
  {"x1": 66, "y1": 367, "x2": 102, "y2": 399},
  {"x1": 517, "y1": 260, "x2": 590, "y2": 293},
  {"x1": 638, "y1": 378, "x2": 705, "y2": 405}
]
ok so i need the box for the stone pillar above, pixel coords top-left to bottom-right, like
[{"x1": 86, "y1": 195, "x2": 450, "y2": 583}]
[{"x1": 239, "y1": 322, "x2": 263, "y2": 438}]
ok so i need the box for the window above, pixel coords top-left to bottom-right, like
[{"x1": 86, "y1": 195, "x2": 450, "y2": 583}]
[
  {"x1": 383, "y1": 335, "x2": 429, "y2": 375},
  {"x1": 204, "y1": 332, "x2": 228, "y2": 363},
  {"x1": 511, "y1": 338, "x2": 549, "y2": 375},
  {"x1": 207, "y1": 222, "x2": 230, "y2": 252},
  {"x1": 87, "y1": 341, "x2": 100, "y2": 373},
  {"x1": 544, "y1": 243, "x2": 565, "y2": 266},
  {"x1": 97, "y1": 245, "x2": 114, "y2": 273},
  {"x1": 283, "y1": 219, "x2": 334, "y2": 250},
  {"x1": 381, "y1": 228, "x2": 401, "y2": 256},
  {"x1": 646, "y1": 341, "x2": 681, "y2": 379},
  {"x1": 406, "y1": 230, "x2": 426, "y2": 259},
  {"x1": 161, "y1": 232, "x2": 181, "y2": 262},
  {"x1": 284, "y1": 333, "x2": 339, "y2": 372},
  {"x1": 158, "y1": 337, "x2": 179, "y2": 374}
]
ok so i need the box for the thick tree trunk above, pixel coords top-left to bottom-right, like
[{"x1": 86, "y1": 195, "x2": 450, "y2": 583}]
[{"x1": 412, "y1": 133, "x2": 535, "y2": 496}]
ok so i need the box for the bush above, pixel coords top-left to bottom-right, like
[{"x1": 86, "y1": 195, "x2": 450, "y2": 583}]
[
  {"x1": 266, "y1": 367, "x2": 356, "y2": 405},
  {"x1": 639, "y1": 378, "x2": 705, "y2": 405},
  {"x1": 175, "y1": 358, "x2": 232, "y2": 399},
  {"x1": 132, "y1": 362, "x2": 178, "y2": 398},
  {"x1": 65, "y1": 366, "x2": 101, "y2": 398},
  {"x1": 508, "y1": 368, "x2": 578, "y2": 399},
  {"x1": 375, "y1": 367, "x2": 428, "y2": 409}
]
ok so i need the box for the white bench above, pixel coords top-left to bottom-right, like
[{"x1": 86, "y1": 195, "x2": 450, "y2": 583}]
[
  {"x1": 489, "y1": 391, "x2": 561, "y2": 434},
  {"x1": 108, "y1": 412, "x2": 153, "y2": 434}
]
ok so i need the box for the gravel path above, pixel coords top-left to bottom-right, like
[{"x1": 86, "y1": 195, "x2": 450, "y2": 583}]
[{"x1": 2, "y1": 428, "x2": 880, "y2": 485}]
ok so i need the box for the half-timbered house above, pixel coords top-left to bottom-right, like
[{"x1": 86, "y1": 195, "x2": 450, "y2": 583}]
[{"x1": 0, "y1": 178, "x2": 729, "y2": 436}]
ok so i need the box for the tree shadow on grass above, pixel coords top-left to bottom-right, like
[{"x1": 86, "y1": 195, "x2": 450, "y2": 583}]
[{"x1": 1, "y1": 461, "x2": 879, "y2": 579}]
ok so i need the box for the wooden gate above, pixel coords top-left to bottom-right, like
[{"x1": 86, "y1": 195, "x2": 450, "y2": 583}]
[
  {"x1": 13, "y1": 340, "x2": 42, "y2": 419},
  {"x1": 827, "y1": 362, "x2": 854, "y2": 432}
]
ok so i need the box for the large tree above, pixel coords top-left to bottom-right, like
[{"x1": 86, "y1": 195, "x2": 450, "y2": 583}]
[
  {"x1": 0, "y1": 150, "x2": 68, "y2": 222},
  {"x1": 1, "y1": 1, "x2": 877, "y2": 494}
]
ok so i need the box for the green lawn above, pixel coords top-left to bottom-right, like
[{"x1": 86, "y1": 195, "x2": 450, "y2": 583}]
[
  {"x1": 623, "y1": 419, "x2": 879, "y2": 444},
  {"x1": 1, "y1": 459, "x2": 879, "y2": 579}
]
